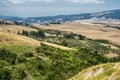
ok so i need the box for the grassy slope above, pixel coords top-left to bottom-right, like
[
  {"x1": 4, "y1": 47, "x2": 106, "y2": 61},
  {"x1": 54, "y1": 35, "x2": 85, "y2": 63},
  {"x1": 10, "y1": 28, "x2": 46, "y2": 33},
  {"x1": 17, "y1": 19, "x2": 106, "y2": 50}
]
[
  {"x1": 0, "y1": 32, "x2": 40, "y2": 53},
  {"x1": 0, "y1": 24, "x2": 120, "y2": 80},
  {"x1": 69, "y1": 63, "x2": 120, "y2": 80},
  {"x1": 0, "y1": 32, "x2": 40, "y2": 46},
  {"x1": 42, "y1": 42, "x2": 77, "y2": 50},
  {"x1": 0, "y1": 25, "x2": 37, "y2": 33},
  {"x1": 0, "y1": 32, "x2": 75, "y2": 53}
]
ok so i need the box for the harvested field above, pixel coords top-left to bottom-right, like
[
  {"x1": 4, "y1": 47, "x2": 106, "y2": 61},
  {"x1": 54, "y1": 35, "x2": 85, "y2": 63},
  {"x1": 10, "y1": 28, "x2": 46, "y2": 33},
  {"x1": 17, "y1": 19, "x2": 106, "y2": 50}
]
[{"x1": 37, "y1": 22, "x2": 120, "y2": 45}]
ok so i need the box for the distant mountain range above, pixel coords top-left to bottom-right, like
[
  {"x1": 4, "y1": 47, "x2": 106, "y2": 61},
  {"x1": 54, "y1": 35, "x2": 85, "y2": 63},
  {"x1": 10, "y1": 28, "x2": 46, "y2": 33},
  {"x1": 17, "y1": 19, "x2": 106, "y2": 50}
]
[{"x1": 0, "y1": 9, "x2": 120, "y2": 24}]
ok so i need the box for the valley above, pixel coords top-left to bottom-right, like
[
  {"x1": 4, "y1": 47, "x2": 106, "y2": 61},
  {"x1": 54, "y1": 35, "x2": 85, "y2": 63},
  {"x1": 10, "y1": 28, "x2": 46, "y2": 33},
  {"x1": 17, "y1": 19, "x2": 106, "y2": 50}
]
[
  {"x1": 0, "y1": 9, "x2": 120, "y2": 80},
  {"x1": 0, "y1": 21, "x2": 120, "y2": 80}
]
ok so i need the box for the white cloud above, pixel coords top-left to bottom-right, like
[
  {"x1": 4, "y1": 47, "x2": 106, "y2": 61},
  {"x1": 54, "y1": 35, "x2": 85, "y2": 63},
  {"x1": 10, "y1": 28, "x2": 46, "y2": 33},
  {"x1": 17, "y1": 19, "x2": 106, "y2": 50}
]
[
  {"x1": 2, "y1": 0, "x2": 54, "y2": 4},
  {"x1": 0, "y1": 0, "x2": 105, "y2": 4},
  {"x1": 67, "y1": 0, "x2": 105, "y2": 4},
  {"x1": 30, "y1": 0, "x2": 54, "y2": 2},
  {"x1": 8, "y1": 0, "x2": 26, "y2": 4}
]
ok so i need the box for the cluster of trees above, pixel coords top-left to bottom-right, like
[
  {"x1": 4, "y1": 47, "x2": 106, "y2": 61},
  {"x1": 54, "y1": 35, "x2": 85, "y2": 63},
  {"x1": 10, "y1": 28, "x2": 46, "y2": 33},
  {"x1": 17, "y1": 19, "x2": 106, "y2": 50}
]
[
  {"x1": 44, "y1": 31, "x2": 86, "y2": 47},
  {"x1": 0, "y1": 48, "x2": 16, "y2": 65},
  {"x1": 34, "y1": 44, "x2": 108, "y2": 79},
  {"x1": 14, "y1": 21, "x2": 30, "y2": 26},
  {"x1": 20, "y1": 30, "x2": 45, "y2": 38},
  {"x1": 44, "y1": 29, "x2": 86, "y2": 40},
  {"x1": 0, "y1": 20, "x2": 14, "y2": 25},
  {"x1": 0, "y1": 67, "x2": 27, "y2": 80},
  {"x1": 109, "y1": 56, "x2": 120, "y2": 62},
  {"x1": 0, "y1": 43, "x2": 120, "y2": 80},
  {"x1": 64, "y1": 33, "x2": 86, "y2": 40},
  {"x1": 0, "y1": 20, "x2": 32, "y2": 27},
  {"x1": 92, "y1": 39, "x2": 110, "y2": 44},
  {"x1": 0, "y1": 68, "x2": 12, "y2": 80},
  {"x1": 105, "y1": 25, "x2": 120, "y2": 30},
  {"x1": 0, "y1": 48, "x2": 29, "y2": 80}
]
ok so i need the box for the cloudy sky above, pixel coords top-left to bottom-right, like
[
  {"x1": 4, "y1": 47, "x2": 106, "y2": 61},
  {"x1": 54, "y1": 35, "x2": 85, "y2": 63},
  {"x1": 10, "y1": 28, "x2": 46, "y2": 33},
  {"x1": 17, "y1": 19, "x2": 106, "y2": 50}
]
[{"x1": 0, "y1": 0, "x2": 120, "y2": 17}]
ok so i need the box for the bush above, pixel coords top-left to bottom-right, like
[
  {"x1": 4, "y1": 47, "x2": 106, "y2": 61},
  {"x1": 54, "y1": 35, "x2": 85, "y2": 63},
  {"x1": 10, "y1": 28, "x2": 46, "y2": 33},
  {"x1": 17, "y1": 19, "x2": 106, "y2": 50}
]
[
  {"x1": 0, "y1": 60, "x2": 9, "y2": 68},
  {"x1": 15, "y1": 68, "x2": 27, "y2": 79},
  {"x1": 64, "y1": 33, "x2": 75, "y2": 39},
  {"x1": 38, "y1": 30, "x2": 45, "y2": 38},
  {"x1": 22, "y1": 30, "x2": 29, "y2": 36},
  {"x1": 78, "y1": 34, "x2": 86, "y2": 40},
  {"x1": 17, "y1": 56, "x2": 26, "y2": 63},
  {"x1": 0, "y1": 68, "x2": 12, "y2": 80},
  {"x1": 22, "y1": 30, "x2": 45, "y2": 38},
  {"x1": 61, "y1": 39, "x2": 68, "y2": 46},
  {"x1": 0, "y1": 48, "x2": 16, "y2": 64},
  {"x1": 93, "y1": 39, "x2": 110, "y2": 44},
  {"x1": 24, "y1": 52, "x2": 34, "y2": 57}
]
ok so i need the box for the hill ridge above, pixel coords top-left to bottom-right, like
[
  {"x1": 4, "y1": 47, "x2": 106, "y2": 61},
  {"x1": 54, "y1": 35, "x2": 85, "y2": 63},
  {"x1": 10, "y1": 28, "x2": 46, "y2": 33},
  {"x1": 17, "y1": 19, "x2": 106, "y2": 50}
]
[{"x1": 0, "y1": 9, "x2": 120, "y2": 23}]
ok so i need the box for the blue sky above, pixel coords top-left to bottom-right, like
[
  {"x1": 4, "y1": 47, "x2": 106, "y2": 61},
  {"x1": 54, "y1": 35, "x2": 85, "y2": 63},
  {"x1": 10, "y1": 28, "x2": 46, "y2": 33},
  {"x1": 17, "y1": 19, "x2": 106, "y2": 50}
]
[{"x1": 0, "y1": 0, "x2": 120, "y2": 17}]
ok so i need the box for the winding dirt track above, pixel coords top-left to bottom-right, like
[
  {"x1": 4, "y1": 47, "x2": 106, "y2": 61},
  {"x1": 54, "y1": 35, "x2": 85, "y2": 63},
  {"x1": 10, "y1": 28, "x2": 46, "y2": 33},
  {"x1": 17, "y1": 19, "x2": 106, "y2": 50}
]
[{"x1": 42, "y1": 42, "x2": 76, "y2": 50}]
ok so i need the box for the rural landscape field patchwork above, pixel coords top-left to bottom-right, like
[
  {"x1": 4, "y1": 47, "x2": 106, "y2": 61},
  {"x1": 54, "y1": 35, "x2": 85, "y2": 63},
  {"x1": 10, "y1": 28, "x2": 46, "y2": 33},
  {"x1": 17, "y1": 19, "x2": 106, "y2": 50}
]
[{"x1": 0, "y1": 0, "x2": 120, "y2": 80}]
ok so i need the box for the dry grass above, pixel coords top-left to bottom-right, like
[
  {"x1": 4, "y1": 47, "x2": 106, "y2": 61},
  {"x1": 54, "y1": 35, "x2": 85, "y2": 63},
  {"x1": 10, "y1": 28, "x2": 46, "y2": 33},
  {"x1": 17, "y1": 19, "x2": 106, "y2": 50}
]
[
  {"x1": 0, "y1": 31, "x2": 74, "y2": 50},
  {"x1": 0, "y1": 32, "x2": 40, "y2": 46},
  {"x1": 42, "y1": 42, "x2": 76, "y2": 50},
  {"x1": 69, "y1": 63, "x2": 120, "y2": 80},
  {"x1": 0, "y1": 25, "x2": 40, "y2": 46},
  {"x1": 104, "y1": 53, "x2": 118, "y2": 58},
  {"x1": 101, "y1": 43, "x2": 119, "y2": 49},
  {"x1": 0, "y1": 25, "x2": 37, "y2": 33},
  {"x1": 37, "y1": 22, "x2": 120, "y2": 45},
  {"x1": 0, "y1": 31, "x2": 40, "y2": 53}
]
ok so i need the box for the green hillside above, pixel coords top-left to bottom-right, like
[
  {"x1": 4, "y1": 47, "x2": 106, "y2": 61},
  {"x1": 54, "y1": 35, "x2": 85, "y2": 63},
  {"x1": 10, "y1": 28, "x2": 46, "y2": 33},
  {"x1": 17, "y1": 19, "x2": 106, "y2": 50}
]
[
  {"x1": 70, "y1": 63, "x2": 120, "y2": 80},
  {"x1": 0, "y1": 24, "x2": 120, "y2": 80}
]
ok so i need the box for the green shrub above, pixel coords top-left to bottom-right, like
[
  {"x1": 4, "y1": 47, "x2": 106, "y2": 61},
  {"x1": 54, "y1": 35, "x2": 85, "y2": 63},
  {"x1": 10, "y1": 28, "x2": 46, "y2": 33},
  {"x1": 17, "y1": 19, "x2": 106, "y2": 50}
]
[
  {"x1": 0, "y1": 48, "x2": 16, "y2": 65},
  {"x1": 0, "y1": 60, "x2": 9, "y2": 68},
  {"x1": 14, "y1": 67, "x2": 27, "y2": 79},
  {"x1": 17, "y1": 56, "x2": 26, "y2": 63},
  {"x1": 0, "y1": 68, "x2": 12, "y2": 80},
  {"x1": 24, "y1": 52, "x2": 34, "y2": 57}
]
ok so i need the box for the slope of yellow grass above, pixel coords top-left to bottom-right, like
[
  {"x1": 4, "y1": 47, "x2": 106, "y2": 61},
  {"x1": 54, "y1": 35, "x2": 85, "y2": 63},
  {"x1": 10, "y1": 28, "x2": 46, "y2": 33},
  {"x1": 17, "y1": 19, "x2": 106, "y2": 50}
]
[
  {"x1": 0, "y1": 32, "x2": 74, "y2": 51},
  {"x1": 69, "y1": 63, "x2": 120, "y2": 80},
  {"x1": 42, "y1": 42, "x2": 76, "y2": 50},
  {"x1": 0, "y1": 32, "x2": 40, "y2": 46},
  {"x1": 0, "y1": 25, "x2": 37, "y2": 33}
]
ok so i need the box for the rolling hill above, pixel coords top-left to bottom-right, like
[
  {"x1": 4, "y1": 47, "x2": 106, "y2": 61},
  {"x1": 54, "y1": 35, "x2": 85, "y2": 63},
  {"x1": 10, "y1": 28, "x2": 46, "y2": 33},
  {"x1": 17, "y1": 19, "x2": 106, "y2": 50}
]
[
  {"x1": 37, "y1": 22, "x2": 120, "y2": 45},
  {"x1": 0, "y1": 23, "x2": 120, "y2": 80},
  {"x1": 0, "y1": 24, "x2": 76, "y2": 52},
  {"x1": 0, "y1": 9, "x2": 120, "y2": 79},
  {"x1": 70, "y1": 63, "x2": 120, "y2": 80},
  {"x1": 0, "y1": 31, "x2": 40, "y2": 53},
  {"x1": 0, "y1": 32, "x2": 40, "y2": 46},
  {"x1": 0, "y1": 9, "x2": 120, "y2": 23}
]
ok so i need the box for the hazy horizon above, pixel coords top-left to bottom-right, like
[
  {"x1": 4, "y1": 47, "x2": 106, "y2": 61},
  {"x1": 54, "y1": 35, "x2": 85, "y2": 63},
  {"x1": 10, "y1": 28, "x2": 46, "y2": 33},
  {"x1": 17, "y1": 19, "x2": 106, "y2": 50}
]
[{"x1": 0, "y1": 0, "x2": 120, "y2": 17}]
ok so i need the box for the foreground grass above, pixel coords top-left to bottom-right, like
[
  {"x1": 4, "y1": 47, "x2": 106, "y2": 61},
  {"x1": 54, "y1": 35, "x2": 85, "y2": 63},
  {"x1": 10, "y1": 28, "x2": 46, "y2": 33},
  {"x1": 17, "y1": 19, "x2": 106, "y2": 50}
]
[
  {"x1": 70, "y1": 63, "x2": 120, "y2": 80},
  {"x1": 0, "y1": 45, "x2": 36, "y2": 53}
]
